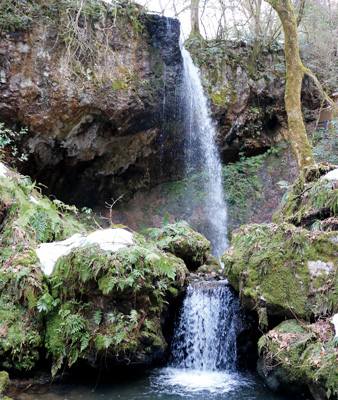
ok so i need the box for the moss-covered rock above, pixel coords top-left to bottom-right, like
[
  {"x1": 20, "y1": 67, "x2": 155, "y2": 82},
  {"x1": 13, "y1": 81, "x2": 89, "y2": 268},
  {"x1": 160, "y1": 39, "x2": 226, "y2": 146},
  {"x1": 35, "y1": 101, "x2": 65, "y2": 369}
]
[
  {"x1": 0, "y1": 371, "x2": 10, "y2": 397},
  {"x1": 258, "y1": 319, "x2": 338, "y2": 399},
  {"x1": 0, "y1": 168, "x2": 86, "y2": 372},
  {"x1": 44, "y1": 238, "x2": 188, "y2": 376},
  {"x1": 273, "y1": 163, "x2": 338, "y2": 229},
  {"x1": 222, "y1": 222, "x2": 338, "y2": 326},
  {"x1": 146, "y1": 220, "x2": 211, "y2": 270}
]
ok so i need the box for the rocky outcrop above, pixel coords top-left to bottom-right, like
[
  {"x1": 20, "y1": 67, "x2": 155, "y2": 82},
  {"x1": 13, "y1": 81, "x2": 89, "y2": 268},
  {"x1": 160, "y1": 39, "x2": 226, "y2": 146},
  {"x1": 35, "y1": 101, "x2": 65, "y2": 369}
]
[
  {"x1": 187, "y1": 39, "x2": 319, "y2": 164},
  {"x1": 0, "y1": 3, "x2": 183, "y2": 207},
  {"x1": 222, "y1": 222, "x2": 338, "y2": 326},
  {"x1": 222, "y1": 163, "x2": 338, "y2": 398}
]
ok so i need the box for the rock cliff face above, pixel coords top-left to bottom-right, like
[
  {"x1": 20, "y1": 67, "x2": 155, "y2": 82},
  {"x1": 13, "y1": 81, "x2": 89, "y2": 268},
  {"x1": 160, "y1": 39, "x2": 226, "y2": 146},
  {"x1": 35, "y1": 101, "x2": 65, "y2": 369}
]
[
  {"x1": 0, "y1": 3, "x2": 314, "y2": 212},
  {"x1": 187, "y1": 39, "x2": 289, "y2": 163},
  {"x1": 0, "y1": 8, "x2": 183, "y2": 206}
]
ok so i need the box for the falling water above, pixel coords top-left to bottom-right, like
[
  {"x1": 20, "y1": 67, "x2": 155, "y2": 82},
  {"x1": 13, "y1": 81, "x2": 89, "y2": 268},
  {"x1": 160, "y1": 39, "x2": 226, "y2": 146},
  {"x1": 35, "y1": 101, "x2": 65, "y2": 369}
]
[
  {"x1": 180, "y1": 47, "x2": 229, "y2": 258},
  {"x1": 170, "y1": 282, "x2": 241, "y2": 371},
  {"x1": 152, "y1": 281, "x2": 251, "y2": 394},
  {"x1": 154, "y1": 48, "x2": 248, "y2": 394}
]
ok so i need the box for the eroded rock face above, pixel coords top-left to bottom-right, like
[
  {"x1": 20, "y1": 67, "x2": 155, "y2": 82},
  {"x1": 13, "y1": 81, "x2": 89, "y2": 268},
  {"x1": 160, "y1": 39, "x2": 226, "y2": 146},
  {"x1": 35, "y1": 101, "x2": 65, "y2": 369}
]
[{"x1": 0, "y1": 12, "x2": 183, "y2": 206}]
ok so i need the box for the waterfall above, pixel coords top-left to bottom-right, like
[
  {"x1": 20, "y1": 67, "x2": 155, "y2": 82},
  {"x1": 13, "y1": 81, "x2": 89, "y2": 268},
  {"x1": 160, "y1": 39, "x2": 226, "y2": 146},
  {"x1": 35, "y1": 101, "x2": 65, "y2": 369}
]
[
  {"x1": 180, "y1": 47, "x2": 229, "y2": 258},
  {"x1": 153, "y1": 282, "x2": 250, "y2": 394},
  {"x1": 170, "y1": 282, "x2": 243, "y2": 371},
  {"x1": 150, "y1": 47, "x2": 253, "y2": 395}
]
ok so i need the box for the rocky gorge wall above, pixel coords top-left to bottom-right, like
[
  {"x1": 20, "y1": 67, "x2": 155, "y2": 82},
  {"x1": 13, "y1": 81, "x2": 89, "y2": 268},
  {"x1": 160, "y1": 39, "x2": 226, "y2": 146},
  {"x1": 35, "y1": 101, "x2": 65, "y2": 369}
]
[
  {"x1": 0, "y1": 3, "x2": 183, "y2": 207},
  {"x1": 0, "y1": 0, "x2": 307, "y2": 211}
]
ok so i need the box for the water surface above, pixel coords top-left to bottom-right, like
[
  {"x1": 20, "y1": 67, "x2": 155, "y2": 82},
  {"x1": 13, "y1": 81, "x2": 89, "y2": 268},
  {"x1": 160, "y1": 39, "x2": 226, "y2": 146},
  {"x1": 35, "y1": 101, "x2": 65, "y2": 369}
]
[{"x1": 9, "y1": 368, "x2": 298, "y2": 400}]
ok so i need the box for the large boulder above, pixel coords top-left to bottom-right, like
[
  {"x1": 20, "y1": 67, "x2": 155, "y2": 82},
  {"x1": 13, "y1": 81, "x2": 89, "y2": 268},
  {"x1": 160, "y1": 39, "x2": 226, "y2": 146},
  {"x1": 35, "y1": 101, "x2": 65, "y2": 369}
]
[
  {"x1": 222, "y1": 222, "x2": 338, "y2": 327},
  {"x1": 258, "y1": 319, "x2": 338, "y2": 399},
  {"x1": 44, "y1": 236, "x2": 188, "y2": 376}
]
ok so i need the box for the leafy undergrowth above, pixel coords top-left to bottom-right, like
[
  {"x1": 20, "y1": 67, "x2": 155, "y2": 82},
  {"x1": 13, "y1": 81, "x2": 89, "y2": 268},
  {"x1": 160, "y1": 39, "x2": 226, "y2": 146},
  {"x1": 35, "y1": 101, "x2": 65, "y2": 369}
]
[
  {"x1": 44, "y1": 238, "x2": 188, "y2": 376},
  {"x1": 258, "y1": 319, "x2": 338, "y2": 398},
  {"x1": 145, "y1": 218, "x2": 210, "y2": 270},
  {"x1": 0, "y1": 168, "x2": 84, "y2": 371}
]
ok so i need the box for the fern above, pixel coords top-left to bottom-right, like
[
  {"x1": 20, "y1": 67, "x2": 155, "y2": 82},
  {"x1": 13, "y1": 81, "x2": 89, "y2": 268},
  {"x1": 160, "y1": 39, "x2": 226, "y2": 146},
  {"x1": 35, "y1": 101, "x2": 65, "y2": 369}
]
[{"x1": 93, "y1": 310, "x2": 103, "y2": 325}]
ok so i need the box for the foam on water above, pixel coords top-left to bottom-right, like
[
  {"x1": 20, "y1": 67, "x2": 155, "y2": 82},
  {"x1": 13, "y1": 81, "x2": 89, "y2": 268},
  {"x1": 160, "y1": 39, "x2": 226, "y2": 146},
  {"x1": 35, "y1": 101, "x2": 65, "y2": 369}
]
[{"x1": 152, "y1": 367, "x2": 250, "y2": 395}]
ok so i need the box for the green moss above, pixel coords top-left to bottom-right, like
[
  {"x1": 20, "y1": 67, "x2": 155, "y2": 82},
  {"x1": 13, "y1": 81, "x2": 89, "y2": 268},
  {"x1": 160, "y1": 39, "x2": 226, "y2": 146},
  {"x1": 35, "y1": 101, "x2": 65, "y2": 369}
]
[
  {"x1": 0, "y1": 296, "x2": 43, "y2": 371},
  {"x1": 222, "y1": 223, "x2": 338, "y2": 324},
  {"x1": 150, "y1": 47, "x2": 164, "y2": 77},
  {"x1": 43, "y1": 233, "x2": 188, "y2": 376},
  {"x1": 145, "y1": 220, "x2": 211, "y2": 270},
  {"x1": 0, "y1": 371, "x2": 10, "y2": 397}
]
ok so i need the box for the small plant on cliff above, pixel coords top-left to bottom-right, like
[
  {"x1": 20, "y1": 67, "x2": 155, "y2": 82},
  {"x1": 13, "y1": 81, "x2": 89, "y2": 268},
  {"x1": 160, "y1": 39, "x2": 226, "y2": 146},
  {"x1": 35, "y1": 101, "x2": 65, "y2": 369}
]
[{"x1": 0, "y1": 123, "x2": 28, "y2": 165}]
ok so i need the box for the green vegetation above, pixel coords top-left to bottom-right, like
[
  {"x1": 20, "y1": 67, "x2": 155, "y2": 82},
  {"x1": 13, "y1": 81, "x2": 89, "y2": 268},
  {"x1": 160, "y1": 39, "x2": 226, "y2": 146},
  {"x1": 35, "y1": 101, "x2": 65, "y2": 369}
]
[
  {"x1": 44, "y1": 238, "x2": 188, "y2": 376},
  {"x1": 0, "y1": 170, "x2": 85, "y2": 264},
  {"x1": 145, "y1": 218, "x2": 210, "y2": 269},
  {"x1": 0, "y1": 166, "x2": 218, "y2": 376},
  {"x1": 0, "y1": 123, "x2": 28, "y2": 165},
  {"x1": 0, "y1": 371, "x2": 10, "y2": 397}
]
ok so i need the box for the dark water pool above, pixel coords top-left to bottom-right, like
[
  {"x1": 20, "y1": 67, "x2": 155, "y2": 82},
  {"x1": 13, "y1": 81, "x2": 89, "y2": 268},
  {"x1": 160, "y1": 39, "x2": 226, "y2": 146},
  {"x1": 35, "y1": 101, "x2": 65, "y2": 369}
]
[{"x1": 8, "y1": 367, "x2": 308, "y2": 400}]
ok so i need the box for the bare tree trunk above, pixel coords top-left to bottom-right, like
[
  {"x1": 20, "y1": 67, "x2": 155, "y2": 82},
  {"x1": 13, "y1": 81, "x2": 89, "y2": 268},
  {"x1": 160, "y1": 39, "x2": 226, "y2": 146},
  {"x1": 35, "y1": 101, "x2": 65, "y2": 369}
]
[
  {"x1": 248, "y1": 0, "x2": 262, "y2": 74},
  {"x1": 264, "y1": 0, "x2": 315, "y2": 171},
  {"x1": 296, "y1": 0, "x2": 306, "y2": 26},
  {"x1": 190, "y1": 0, "x2": 201, "y2": 37}
]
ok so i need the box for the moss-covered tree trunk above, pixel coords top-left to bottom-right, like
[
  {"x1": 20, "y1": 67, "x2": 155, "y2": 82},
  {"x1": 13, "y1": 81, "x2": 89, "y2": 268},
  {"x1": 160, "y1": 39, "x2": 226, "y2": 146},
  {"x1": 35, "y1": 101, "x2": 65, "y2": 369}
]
[{"x1": 265, "y1": 0, "x2": 315, "y2": 171}]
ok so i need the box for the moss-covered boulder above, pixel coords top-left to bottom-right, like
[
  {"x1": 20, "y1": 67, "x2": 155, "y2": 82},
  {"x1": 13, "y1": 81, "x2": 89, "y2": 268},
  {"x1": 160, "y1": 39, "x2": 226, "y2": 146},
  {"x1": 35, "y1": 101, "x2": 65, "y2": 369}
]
[
  {"x1": 44, "y1": 235, "x2": 188, "y2": 376},
  {"x1": 146, "y1": 220, "x2": 211, "y2": 270},
  {"x1": 0, "y1": 371, "x2": 10, "y2": 397},
  {"x1": 0, "y1": 167, "x2": 86, "y2": 372},
  {"x1": 0, "y1": 165, "x2": 210, "y2": 377},
  {"x1": 222, "y1": 223, "x2": 338, "y2": 326},
  {"x1": 273, "y1": 163, "x2": 338, "y2": 230},
  {"x1": 258, "y1": 319, "x2": 338, "y2": 399}
]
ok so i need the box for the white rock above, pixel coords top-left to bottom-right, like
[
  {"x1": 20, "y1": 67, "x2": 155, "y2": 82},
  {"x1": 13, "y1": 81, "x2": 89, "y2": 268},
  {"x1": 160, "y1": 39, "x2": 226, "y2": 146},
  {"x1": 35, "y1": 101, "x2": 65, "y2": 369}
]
[
  {"x1": 0, "y1": 162, "x2": 9, "y2": 178},
  {"x1": 322, "y1": 168, "x2": 338, "y2": 181},
  {"x1": 29, "y1": 195, "x2": 40, "y2": 205},
  {"x1": 331, "y1": 313, "x2": 338, "y2": 338},
  {"x1": 36, "y1": 228, "x2": 133, "y2": 275},
  {"x1": 308, "y1": 260, "x2": 334, "y2": 279}
]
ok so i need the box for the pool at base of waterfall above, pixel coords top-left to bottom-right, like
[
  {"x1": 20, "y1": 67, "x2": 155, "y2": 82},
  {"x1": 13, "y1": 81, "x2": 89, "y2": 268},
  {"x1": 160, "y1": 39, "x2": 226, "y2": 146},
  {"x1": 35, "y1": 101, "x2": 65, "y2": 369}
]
[{"x1": 8, "y1": 368, "x2": 300, "y2": 400}]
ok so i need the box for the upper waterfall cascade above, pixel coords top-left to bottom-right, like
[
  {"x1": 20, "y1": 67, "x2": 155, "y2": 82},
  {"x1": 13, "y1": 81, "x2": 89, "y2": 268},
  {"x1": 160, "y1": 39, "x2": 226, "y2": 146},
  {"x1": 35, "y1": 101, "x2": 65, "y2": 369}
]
[{"x1": 180, "y1": 47, "x2": 229, "y2": 258}]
